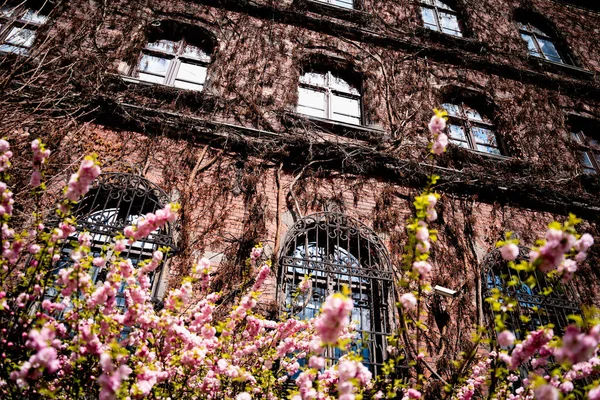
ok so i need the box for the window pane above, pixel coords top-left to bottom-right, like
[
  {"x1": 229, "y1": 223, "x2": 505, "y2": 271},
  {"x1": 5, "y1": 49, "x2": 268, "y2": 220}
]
[
  {"x1": 137, "y1": 54, "x2": 170, "y2": 76},
  {"x1": 421, "y1": 7, "x2": 439, "y2": 31},
  {"x1": 146, "y1": 39, "x2": 177, "y2": 54},
  {"x1": 176, "y1": 62, "x2": 207, "y2": 85},
  {"x1": 5, "y1": 27, "x2": 36, "y2": 48},
  {"x1": 174, "y1": 80, "x2": 203, "y2": 91},
  {"x1": 471, "y1": 127, "x2": 497, "y2": 146},
  {"x1": 582, "y1": 152, "x2": 594, "y2": 168},
  {"x1": 442, "y1": 103, "x2": 460, "y2": 117},
  {"x1": 448, "y1": 124, "x2": 467, "y2": 141},
  {"x1": 0, "y1": 7, "x2": 14, "y2": 17},
  {"x1": 451, "y1": 139, "x2": 469, "y2": 148},
  {"x1": 298, "y1": 87, "x2": 326, "y2": 118},
  {"x1": 332, "y1": 94, "x2": 361, "y2": 124},
  {"x1": 537, "y1": 38, "x2": 563, "y2": 63},
  {"x1": 476, "y1": 144, "x2": 501, "y2": 155},
  {"x1": 0, "y1": 44, "x2": 28, "y2": 55},
  {"x1": 434, "y1": 0, "x2": 452, "y2": 10},
  {"x1": 22, "y1": 9, "x2": 48, "y2": 24},
  {"x1": 300, "y1": 72, "x2": 326, "y2": 87},
  {"x1": 136, "y1": 73, "x2": 165, "y2": 84},
  {"x1": 439, "y1": 12, "x2": 461, "y2": 37},
  {"x1": 464, "y1": 107, "x2": 483, "y2": 122},
  {"x1": 520, "y1": 33, "x2": 541, "y2": 57},
  {"x1": 330, "y1": 75, "x2": 359, "y2": 95},
  {"x1": 182, "y1": 44, "x2": 211, "y2": 62},
  {"x1": 330, "y1": 0, "x2": 354, "y2": 9}
]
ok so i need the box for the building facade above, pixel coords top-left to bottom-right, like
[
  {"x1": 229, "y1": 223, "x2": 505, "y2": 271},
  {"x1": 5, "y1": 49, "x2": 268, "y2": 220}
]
[{"x1": 1, "y1": 0, "x2": 600, "y2": 391}]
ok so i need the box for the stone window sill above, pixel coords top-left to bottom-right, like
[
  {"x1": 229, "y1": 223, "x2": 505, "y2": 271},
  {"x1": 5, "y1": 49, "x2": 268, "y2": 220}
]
[
  {"x1": 526, "y1": 57, "x2": 595, "y2": 80},
  {"x1": 293, "y1": 0, "x2": 371, "y2": 25},
  {"x1": 414, "y1": 27, "x2": 484, "y2": 53},
  {"x1": 282, "y1": 112, "x2": 387, "y2": 143}
]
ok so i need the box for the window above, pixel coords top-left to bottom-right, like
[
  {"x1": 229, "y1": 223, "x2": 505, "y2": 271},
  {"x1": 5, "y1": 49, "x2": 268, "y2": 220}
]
[
  {"x1": 0, "y1": 2, "x2": 49, "y2": 55},
  {"x1": 419, "y1": 0, "x2": 462, "y2": 37},
  {"x1": 442, "y1": 102, "x2": 502, "y2": 155},
  {"x1": 314, "y1": 0, "x2": 354, "y2": 10},
  {"x1": 483, "y1": 248, "x2": 580, "y2": 337},
  {"x1": 298, "y1": 70, "x2": 362, "y2": 125},
  {"x1": 133, "y1": 26, "x2": 212, "y2": 92},
  {"x1": 277, "y1": 212, "x2": 396, "y2": 375},
  {"x1": 572, "y1": 129, "x2": 600, "y2": 174},
  {"x1": 517, "y1": 20, "x2": 567, "y2": 64},
  {"x1": 45, "y1": 173, "x2": 174, "y2": 312}
]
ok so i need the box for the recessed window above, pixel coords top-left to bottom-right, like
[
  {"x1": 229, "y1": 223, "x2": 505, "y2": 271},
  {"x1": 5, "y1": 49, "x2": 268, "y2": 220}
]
[
  {"x1": 133, "y1": 26, "x2": 212, "y2": 92},
  {"x1": 517, "y1": 20, "x2": 567, "y2": 64},
  {"x1": 0, "y1": 2, "x2": 49, "y2": 55},
  {"x1": 442, "y1": 102, "x2": 503, "y2": 155},
  {"x1": 572, "y1": 129, "x2": 600, "y2": 174},
  {"x1": 277, "y1": 212, "x2": 396, "y2": 375},
  {"x1": 314, "y1": 0, "x2": 354, "y2": 10},
  {"x1": 298, "y1": 70, "x2": 362, "y2": 125},
  {"x1": 419, "y1": 0, "x2": 462, "y2": 37}
]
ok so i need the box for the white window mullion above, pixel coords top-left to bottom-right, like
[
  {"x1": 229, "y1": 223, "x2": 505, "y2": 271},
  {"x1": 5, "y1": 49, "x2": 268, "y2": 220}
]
[{"x1": 165, "y1": 58, "x2": 180, "y2": 86}]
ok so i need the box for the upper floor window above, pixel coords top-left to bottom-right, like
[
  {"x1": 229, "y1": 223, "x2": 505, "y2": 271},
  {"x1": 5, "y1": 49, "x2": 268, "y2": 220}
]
[
  {"x1": 314, "y1": 0, "x2": 354, "y2": 10},
  {"x1": 133, "y1": 25, "x2": 212, "y2": 92},
  {"x1": 298, "y1": 69, "x2": 362, "y2": 125},
  {"x1": 442, "y1": 102, "x2": 503, "y2": 155},
  {"x1": 517, "y1": 20, "x2": 567, "y2": 64},
  {"x1": 0, "y1": 1, "x2": 49, "y2": 55},
  {"x1": 572, "y1": 128, "x2": 600, "y2": 175},
  {"x1": 419, "y1": 0, "x2": 462, "y2": 37},
  {"x1": 277, "y1": 212, "x2": 396, "y2": 375}
]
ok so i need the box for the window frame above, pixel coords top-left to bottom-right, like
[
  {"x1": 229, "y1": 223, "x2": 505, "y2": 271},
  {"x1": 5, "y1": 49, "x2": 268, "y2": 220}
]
[
  {"x1": 442, "y1": 102, "x2": 504, "y2": 156},
  {"x1": 572, "y1": 130, "x2": 600, "y2": 174},
  {"x1": 517, "y1": 21, "x2": 569, "y2": 65},
  {"x1": 133, "y1": 36, "x2": 211, "y2": 92},
  {"x1": 419, "y1": 0, "x2": 462, "y2": 37},
  {"x1": 312, "y1": 0, "x2": 355, "y2": 10},
  {"x1": 0, "y1": 2, "x2": 49, "y2": 55},
  {"x1": 298, "y1": 69, "x2": 363, "y2": 126}
]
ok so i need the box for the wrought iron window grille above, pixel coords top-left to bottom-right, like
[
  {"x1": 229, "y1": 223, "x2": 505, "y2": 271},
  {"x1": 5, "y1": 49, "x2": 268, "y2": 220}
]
[{"x1": 277, "y1": 212, "x2": 397, "y2": 375}]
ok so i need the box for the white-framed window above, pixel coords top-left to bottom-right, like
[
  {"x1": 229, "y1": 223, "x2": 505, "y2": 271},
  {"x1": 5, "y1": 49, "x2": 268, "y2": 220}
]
[
  {"x1": 517, "y1": 21, "x2": 567, "y2": 64},
  {"x1": 314, "y1": 0, "x2": 354, "y2": 10},
  {"x1": 572, "y1": 130, "x2": 600, "y2": 174},
  {"x1": 133, "y1": 36, "x2": 211, "y2": 92},
  {"x1": 298, "y1": 70, "x2": 362, "y2": 125},
  {"x1": 0, "y1": 3, "x2": 49, "y2": 55},
  {"x1": 442, "y1": 102, "x2": 503, "y2": 155},
  {"x1": 419, "y1": 0, "x2": 462, "y2": 37}
]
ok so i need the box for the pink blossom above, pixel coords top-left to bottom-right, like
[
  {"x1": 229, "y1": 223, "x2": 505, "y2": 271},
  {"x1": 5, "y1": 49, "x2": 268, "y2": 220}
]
[
  {"x1": 426, "y1": 208, "x2": 437, "y2": 222},
  {"x1": 500, "y1": 243, "x2": 519, "y2": 261},
  {"x1": 554, "y1": 325, "x2": 598, "y2": 365},
  {"x1": 416, "y1": 240, "x2": 431, "y2": 253},
  {"x1": 575, "y1": 233, "x2": 594, "y2": 252},
  {"x1": 534, "y1": 384, "x2": 559, "y2": 400},
  {"x1": 428, "y1": 114, "x2": 446, "y2": 134},
  {"x1": 65, "y1": 156, "x2": 101, "y2": 202},
  {"x1": 412, "y1": 261, "x2": 432, "y2": 279},
  {"x1": 314, "y1": 293, "x2": 353, "y2": 344},
  {"x1": 236, "y1": 393, "x2": 252, "y2": 400},
  {"x1": 309, "y1": 356, "x2": 325, "y2": 369},
  {"x1": 498, "y1": 330, "x2": 515, "y2": 347},
  {"x1": 299, "y1": 276, "x2": 312, "y2": 293},
  {"x1": 432, "y1": 133, "x2": 448, "y2": 155},
  {"x1": 415, "y1": 226, "x2": 429, "y2": 242},
  {"x1": 400, "y1": 293, "x2": 417, "y2": 310},
  {"x1": 589, "y1": 386, "x2": 600, "y2": 400}
]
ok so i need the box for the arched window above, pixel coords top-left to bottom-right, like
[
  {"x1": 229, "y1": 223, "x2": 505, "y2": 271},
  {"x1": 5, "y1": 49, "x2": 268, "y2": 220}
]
[
  {"x1": 297, "y1": 69, "x2": 362, "y2": 125},
  {"x1": 482, "y1": 248, "x2": 580, "y2": 337},
  {"x1": 277, "y1": 213, "x2": 395, "y2": 374},
  {"x1": 419, "y1": 0, "x2": 462, "y2": 37},
  {"x1": 315, "y1": 0, "x2": 354, "y2": 10},
  {"x1": 0, "y1": 1, "x2": 50, "y2": 55},
  {"x1": 48, "y1": 173, "x2": 175, "y2": 310},
  {"x1": 516, "y1": 19, "x2": 568, "y2": 64},
  {"x1": 442, "y1": 102, "x2": 503, "y2": 155},
  {"x1": 133, "y1": 23, "x2": 213, "y2": 91}
]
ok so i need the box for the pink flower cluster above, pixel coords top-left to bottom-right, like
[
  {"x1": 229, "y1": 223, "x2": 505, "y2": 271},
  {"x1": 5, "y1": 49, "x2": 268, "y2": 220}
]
[
  {"x1": 529, "y1": 228, "x2": 593, "y2": 273},
  {"x1": 400, "y1": 292, "x2": 417, "y2": 311},
  {"x1": 453, "y1": 357, "x2": 493, "y2": 400},
  {"x1": 0, "y1": 182, "x2": 14, "y2": 217},
  {"x1": 314, "y1": 293, "x2": 353, "y2": 344},
  {"x1": 123, "y1": 204, "x2": 177, "y2": 241},
  {"x1": 429, "y1": 112, "x2": 448, "y2": 155},
  {"x1": 337, "y1": 357, "x2": 372, "y2": 400},
  {"x1": 65, "y1": 156, "x2": 101, "y2": 201},
  {"x1": 10, "y1": 327, "x2": 62, "y2": 387},
  {"x1": 30, "y1": 139, "x2": 51, "y2": 187},
  {"x1": 554, "y1": 325, "x2": 599, "y2": 365},
  {"x1": 0, "y1": 139, "x2": 12, "y2": 172},
  {"x1": 500, "y1": 243, "x2": 519, "y2": 261},
  {"x1": 501, "y1": 328, "x2": 553, "y2": 370}
]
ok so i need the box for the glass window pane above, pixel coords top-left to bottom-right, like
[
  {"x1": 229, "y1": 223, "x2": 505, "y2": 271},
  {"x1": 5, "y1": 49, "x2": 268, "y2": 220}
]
[
  {"x1": 146, "y1": 39, "x2": 177, "y2": 54},
  {"x1": 182, "y1": 44, "x2": 211, "y2": 62},
  {"x1": 174, "y1": 80, "x2": 203, "y2": 91},
  {"x1": 22, "y1": 9, "x2": 48, "y2": 24},
  {"x1": 520, "y1": 33, "x2": 541, "y2": 57},
  {"x1": 439, "y1": 12, "x2": 461, "y2": 37},
  {"x1": 330, "y1": 75, "x2": 359, "y2": 95},
  {"x1": 529, "y1": 25, "x2": 549, "y2": 37},
  {"x1": 332, "y1": 113, "x2": 361, "y2": 125},
  {"x1": 442, "y1": 103, "x2": 460, "y2": 117},
  {"x1": 5, "y1": 27, "x2": 36, "y2": 48},
  {"x1": 0, "y1": 7, "x2": 14, "y2": 17},
  {"x1": 464, "y1": 107, "x2": 483, "y2": 122},
  {"x1": 471, "y1": 127, "x2": 497, "y2": 146},
  {"x1": 537, "y1": 38, "x2": 563, "y2": 63},
  {"x1": 0, "y1": 44, "x2": 28, "y2": 55},
  {"x1": 448, "y1": 124, "x2": 467, "y2": 141},
  {"x1": 176, "y1": 62, "x2": 207, "y2": 85},
  {"x1": 451, "y1": 139, "x2": 469, "y2": 148},
  {"x1": 300, "y1": 72, "x2": 326, "y2": 87},
  {"x1": 330, "y1": 0, "x2": 354, "y2": 9},
  {"x1": 332, "y1": 94, "x2": 361, "y2": 122},
  {"x1": 434, "y1": 0, "x2": 452, "y2": 10},
  {"x1": 298, "y1": 87, "x2": 326, "y2": 118},
  {"x1": 137, "y1": 54, "x2": 170, "y2": 76},
  {"x1": 581, "y1": 152, "x2": 594, "y2": 168},
  {"x1": 421, "y1": 7, "x2": 439, "y2": 31},
  {"x1": 136, "y1": 73, "x2": 165, "y2": 84},
  {"x1": 476, "y1": 144, "x2": 501, "y2": 155}
]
